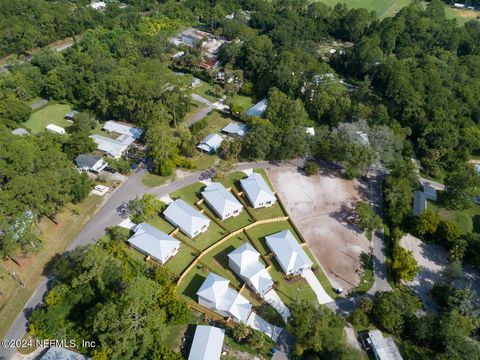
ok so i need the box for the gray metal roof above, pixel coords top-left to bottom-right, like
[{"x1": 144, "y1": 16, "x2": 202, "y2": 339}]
[
  {"x1": 240, "y1": 173, "x2": 276, "y2": 206},
  {"x1": 367, "y1": 330, "x2": 403, "y2": 360},
  {"x1": 265, "y1": 230, "x2": 312, "y2": 274},
  {"x1": 188, "y1": 325, "x2": 225, "y2": 360},
  {"x1": 413, "y1": 190, "x2": 426, "y2": 216},
  {"x1": 11, "y1": 128, "x2": 29, "y2": 136},
  {"x1": 246, "y1": 98, "x2": 267, "y2": 117},
  {"x1": 75, "y1": 154, "x2": 102, "y2": 168},
  {"x1": 222, "y1": 122, "x2": 248, "y2": 137},
  {"x1": 40, "y1": 347, "x2": 88, "y2": 360},
  {"x1": 197, "y1": 133, "x2": 223, "y2": 153},
  {"x1": 201, "y1": 182, "x2": 243, "y2": 219},
  {"x1": 163, "y1": 199, "x2": 210, "y2": 236}
]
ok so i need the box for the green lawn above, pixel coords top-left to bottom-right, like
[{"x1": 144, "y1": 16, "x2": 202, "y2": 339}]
[
  {"x1": 148, "y1": 215, "x2": 176, "y2": 234},
  {"x1": 193, "y1": 81, "x2": 224, "y2": 102},
  {"x1": 170, "y1": 182, "x2": 204, "y2": 205},
  {"x1": 176, "y1": 263, "x2": 211, "y2": 304},
  {"x1": 318, "y1": 0, "x2": 412, "y2": 17},
  {"x1": 166, "y1": 245, "x2": 198, "y2": 277},
  {"x1": 24, "y1": 104, "x2": 72, "y2": 133},
  {"x1": 142, "y1": 173, "x2": 173, "y2": 188},
  {"x1": 444, "y1": 6, "x2": 480, "y2": 26},
  {"x1": 174, "y1": 221, "x2": 228, "y2": 252},
  {"x1": 199, "y1": 201, "x2": 255, "y2": 232},
  {"x1": 164, "y1": 324, "x2": 188, "y2": 352},
  {"x1": 230, "y1": 94, "x2": 256, "y2": 112},
  {"x1": 200, "y1": 110, "x2": 232, "y2": 136},
  {"x1": 428, "y1": 200, "x2": 480, "y2": 234},
  {"x1": 219, "y1": 171, "x2": 246, "y2": 193}
]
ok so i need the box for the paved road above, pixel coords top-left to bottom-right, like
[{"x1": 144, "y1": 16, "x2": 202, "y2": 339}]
[
  {"x1": 0, "y1": 160, "x2": 299, "y2": 360},
  {"x1": 187, "y1": 94, "x2": 227, "y2": 127}
]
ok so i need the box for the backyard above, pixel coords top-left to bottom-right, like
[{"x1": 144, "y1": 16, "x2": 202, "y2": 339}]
[
  {"x1": 428, "y1": 200, "x2": 480, "y2": 234},
  {"x1": 24, "y1": 103, "x2": 72, "y2": 133}
]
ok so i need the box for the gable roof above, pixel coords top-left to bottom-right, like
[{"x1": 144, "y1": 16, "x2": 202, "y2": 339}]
[
  {"x1": 90, "y1": 134, "x2": 127, "y2": 158},
  {"x1": 413, "y1": 190, "x2": 426, "y2": 216},
  {"x1": 40, "y1": 347, "x2": 88, "y2": 360},
  {"x1": 201, "y1": 182, "x2": 243, "y2": 217},
  {"x1": 163, "y1": 199, "x2": 210, "y2": 235},
  {"x1": 188, "y1": 325, "x2": 225, "y2": 360},
  {"x1": 197, "y1": 272, "x2": 230, "y2": 304},
  {"x1": 240, "y1": 173, "x2": 276, "y2": 205},
  {"x1": 246, "y1": 99, "x2": 267, "y2": 117},
  {"x1": 11, "y1": 128, "x2": 29, "y2": 136},
  {"x1": 103, "y1": 120, "x2": 143, "y2": 139},
  {"x1": 368, "y1": 330, "x2": 403, "y2": 360},
  {"x1": 222, "y1": 122, "x2": 248, "y2": 137},
  {"x1": 75, "y1": 154, "x2": 102, "y2": 168},
  {"x1": 127, "y1": 223, "x2": 180, "y2": 263},
  {"x1": 197, "y1": 133, "x2": 223, "y2": 152},
  {"x1": 265, "y1": 230, "x2": 312, "y2": 274}
]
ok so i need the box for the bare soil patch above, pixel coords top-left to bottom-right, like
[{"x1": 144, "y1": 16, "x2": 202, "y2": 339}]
[{"x1": 267, "y1": 166, "x2": 371, "y2": 292}]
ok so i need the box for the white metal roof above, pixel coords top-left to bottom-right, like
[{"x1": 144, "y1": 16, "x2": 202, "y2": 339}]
[
  {"x1": 228, "y1": 243, "x2": 273, "y2": 294},
  {"x1": 222, "y1": 122, "x2": 248, "y2": 137},
  {"x1": 240, "y1": 173, "x2": 276, "y2": 206},
  {"x1": 188, "y1": 325, "x2": 225, "y2": 360},
  {"x1": 46, "y1": 124, "x2": 65, "y2": 134},
  {"x1": 127, "y1": 223, "x2": 180, "y2": 264},
  {"x1": 163, "y1": 199, "x2": 210, "y2": 236},
  {"x1": 11, "y1": 128, "x2": 29, "y2": 136},
  {"x1": 40, "y1": 347, "x2": 88, "y2": 360},
  {"x1": 265, "y1": 230, "x2": 312, "y2": 274},
  {"x1": 246, "y1": 99, "x2": 267, "y2": 117},
  {"x1": 90, "y1": 134, "x2": 127, "y2": 158},
  {"x1": 197, "y1": 133, "x2": 223, "y2": 153},
  {"x1": 103, "y1": 120, "x2": 143, "y2": 139},
  {"x1": 201, "y1": 182, "x2": 243, "y2": 218},
  {"x1": 368, "y1": 330, "x2": 403, "y2": 360},
  {"x1": 197, "y1": 272, "x2": 252, "y2": 323}
]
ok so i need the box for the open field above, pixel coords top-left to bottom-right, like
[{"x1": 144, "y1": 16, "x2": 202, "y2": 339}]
[
  {"x1": 24, "y1": 103, "x2": 72, "y2": 133},
  {"x1": 445, "y1": 7, "x2": 480, "y2": 25},
  {"x1": 0, "y1": 195, "x2": 103, "y2": 338},
  {"x1": 428, "y1": 200, "x2": 480, "y2": 234},
  {"x1": 267, "y1": 166, "x2": 371, "y2": 292},
  {"x1": 230, "y1": 94, "x2": 256, "y2": 112},
  {"x1": 199, "y1": 110, "x2": 231, "y2": 136},
  {"x1": 192, "y1": 81, "x2": 224, "y2": 102},
  {"x1": 318, "y1": 0, "x2": 413, "y2": 18}
]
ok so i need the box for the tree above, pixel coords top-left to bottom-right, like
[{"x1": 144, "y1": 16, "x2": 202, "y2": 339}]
[
  {"x1": 391, "y1": 245, "x2": 419, "y2": 282},
  {"x1": 146, "y1": 123, "x2": 179, "y2": 176},
  {"x1": 220, "y1": 138, "x2": 242, "y2": 161},
  {"x1": 62, "y1": 132, "x2": 96, "y2": 160},
  {"x1": 232, "y1": 322, "x2": 251, "y2": 343},
  {"x1": 0, "y1": 95, "x2": 32, "y2": 123},
  {"x1": 355, "y1": 202, "x2": 382, "y2": 240},
  {"x1": 69, "y1": 112, "x2": 98, "y2": 133},
  {"x1": 128, "y1": 193, "x2": 162, "y2": 223},
  {"x1": 344, "y1": 143, "x2": 374, "y2": 179},
  {"x1": 444, "y1": 164, "x2": 480, "y2": 209},
  {"x1": 304, "y1": 161, "x2": 319, "y2": 176},
  {"x1": 414, "y1": 210, "x2": 440, "y2": 239},
  {"x1": 247, "y1": 330, "x2": 267, "y2": 349}
]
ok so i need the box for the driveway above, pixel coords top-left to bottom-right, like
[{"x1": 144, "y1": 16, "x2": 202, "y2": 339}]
[
  {"x1": 302, "y1": 269, "x2": 334, "y2": 304},
  {"x1": 247, "y1": 312, "x2": 283, "y2": 342},
  {"x1": 264, "y1": 290, "x2": 290, "y2": 323},
  {"x1": 187, "y1": 94, "x2": 228, "y2": 127}
]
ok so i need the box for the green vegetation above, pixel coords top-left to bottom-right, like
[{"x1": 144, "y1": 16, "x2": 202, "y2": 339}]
[
  {"x1": 193, "y1": 81, "x2": 224, "y2": 102},
  {"x1": 170, "y1": 182, "x2": 204, "y2": 205},
  {"x1": 24, "y1": 103, "x2": 72, "y2": 133},
  {"x1": 229, "y1": 94, "x2": 255, "y2": 112},
  {"x1": 166, "y1": 246, "x2": 198, "y2": 277},
  {"x1": 142, "y1": 172, "x2": 172, "y2": 188},
  {"x1": 428, "y1": 201, "x2": 480, "y2": 235},
  {"x1": 175, "y1": 221, "x2": 227, "y2": 252},
  {"x1": 318, "y1": 0, "x2": 410, "y2": 17}
]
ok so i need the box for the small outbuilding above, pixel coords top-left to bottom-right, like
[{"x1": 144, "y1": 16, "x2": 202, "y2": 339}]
[
  {"x1": 413, "y1": 190, "x2": 427, "y2": 216},
  {"x1": 163, "y1": 199, "x2": 210, "y2": 238},
  {"x1": 11, "y1": 128, "x2": 29, "y2": 136},
  {"x1": 197, "y1": 133, "x2": 223, "y2": 153},
  {"x1": 201, "y1": 182, "x2": 243, "y2": 220},
  {"x1": 65, "y1": 110, "x2": 78, "y2": 121},
  {"x1": 245, "y1": 99, "x2": 267, "y2": 117},
  {"x1": 46, "y1": 124, "x2": 66, "y2": 135},
  {"x1": 222, "y1": 122, "x2": 248, "y2": 138},
  {"x1": 75, "y1": 154, "x2": 107, "y2": 172},
  {"x1": 127, "y1": 222, "x2": 180, "y2": 264},
  {"x1": 265, "y1": 230, "x2": 312, "y2": 276},
  {"x1": 188, "y1": 325, "x2": 225, "y2": 360},
  {"x1": 240, "y1": 173, "x2": 276, "y2": 209},
  {"x1": 365, "y1": 330, "x2": 403, "y2": 360}
]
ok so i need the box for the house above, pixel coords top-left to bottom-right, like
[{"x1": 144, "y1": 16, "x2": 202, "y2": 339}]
[
  {"x1": 89, "y1": 1, "x2": 106, "y2": 10},
  {"x1": 197, "y1": 133, "x2": 223, "y2": 153},
  {"x1": 228, "y1": 243, "x2": 273, "y2": 296},
  {"x1": 240, "y1": 173, "x2": 276, "y2": 209},
  {"x1": 46, "y1": 124, "x2": 66, "y2": 135},
  {"x1": 222, "y1": 122, "x2": 248, "y2": 138},
  {"x1": 188, "y1": 325, "x2": 225, "y2": 360},
  {"x1": 265, "y1": 230, "x2": 312, "y2": 276},
  {"x1": 413, "y1": 190, "x2": 426, "y2": 216},
  {"x1": 199, "y1": 57, "x2": 219, "y2": 70},
  {"x1": 40, "y1": 347, "x2": 88, "y2": 360},
  {"x1": 75, "y1": 154, "x2": 107, "y2": 172},
  {"x1": 103, "y1": 120, "x2": 143, "y2": 139},
  {"x1": 127, "y1": 223, "x2": 180, "y2": 264},
  {"x1": 163, "y1": 199, "x2": 210, "y2": 238},
  {"x1": 201, "y1": 182, "x2": 243, "y2": 220},
  {"x1": 11, "y1": 128, "x2": 29, "y2": 136},
  {"x1": 246, "y1": 99, "x2": 267, "y2": 117},
  {"x1": 196, "y1": 272, "x2": 252, "y2": 323},
  {"x1": 366, "y1": 330, "x2": 403, "y2": 360},
  {"x1": 65, "y1": 110, "x2": 78, "y2": 121},
  {"x1": 90, "y1": 134, "x2": 128, "y2": 159},
  {"x1": 181, "y1": 29, "x2": 209, "y2": 46}
]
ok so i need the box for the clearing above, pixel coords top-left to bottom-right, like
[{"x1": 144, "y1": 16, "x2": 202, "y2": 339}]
[
  {"x1": 267, "y1": 165, "x2": 371, "y2": 292},
  {"x1": 317, "y1": 0, "x2": 413, "y2": 18},
  {"x1": 24, "y1": 103, "x2": 72, "y2": 133}
]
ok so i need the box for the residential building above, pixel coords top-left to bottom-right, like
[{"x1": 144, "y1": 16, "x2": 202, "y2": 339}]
[
  {"x1": 40, "y1": 347, "x2": 88, "y2": 360},
  {"x1": 240, "y1": 173, "x2": 276, "y2": 209},
  {"x1": 103, "y1": 120, "x2": 143, "y2": 139},
  {"x1": 228, "y1": 243, "x2": 273, "y2": 296},
  {"x1": 222, "y1": 122, "x2": 248, "y2": 138},
  {"x1": 196, "y1": 272, "x2": 252, "y2": 323},
  {"x1": 127, "y1": 223, "x2": 180, "y2": 264},
  {"x1": 199, "y1": 57, "x2": 219, "y2": 70},
  {"x1": 245, "y1": 99, "x2": 267, "y2": 117},
  {"x1": 46, "y1": 124, "x2": 66, "y2": 135},
  {"x1": 197, "y1": 133, "x2": 223, "y2": 153},
  {"x1": 75, "y1": 154, "x2": 107, "y2": 172},
  {"x1": 90, "y1": 134, "x2": 128, "y2": 159},
  {"x1": 201, "y1": 182, "x2": 243, "y2": 220},
  {"x1": 89, "y1": 1, "x2": 106, "y2": 10},
  {"x1": 413, "y1": 190, "x2": 426, "y2": 216},
  {"x1": 181, "y1": 29, "x2": 209, "y2": 46},
  {"x1": 188, "y1": 325, "x2": 225, "y2": 360},
  {"x1": 11, "y1": 128, "x2": 29, "y2": 136},
  {"x1": 265, "y1": 230, "x2": 312, "y2": 276},
  {"x1": 163, "y1": 199, "x2": 210, "y2": 238},
  {"x1": 366, "y1": 330, "x2": 403, "y2": 360}
]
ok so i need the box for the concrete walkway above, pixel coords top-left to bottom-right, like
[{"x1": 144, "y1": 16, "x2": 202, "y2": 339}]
[
  {"x1": 302, "y1": 269, "x2": 334, "y2": 304},
  {"x1": 264, "y1": 289, "x2": 290, "y2": 323},
  {"x1": 247, "y1": 312, "x2": 283, "y2": 342}
]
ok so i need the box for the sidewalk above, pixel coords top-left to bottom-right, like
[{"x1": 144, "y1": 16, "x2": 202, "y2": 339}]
[{"x1": 302, "y1": 269, "x2": 334, "y2": 304}]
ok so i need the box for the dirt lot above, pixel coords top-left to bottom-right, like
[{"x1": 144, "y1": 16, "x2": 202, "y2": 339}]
[{"x1": 267, "y1": 166, "x2": 371, "y2": 292}]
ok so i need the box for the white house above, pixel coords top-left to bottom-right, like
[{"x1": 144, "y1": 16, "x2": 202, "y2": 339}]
[
  {"x1": 46, "y1": 124, "x2": 66, "y2": 135},
  {"x1": 246, "y1": 99, "x2": 267, "y2": 117},
  {"x1": 163, "y1": 199, "x2": 210, "y2": 238},
  {"x1": 90, "y1": 134, "x2": 128, "y2": 159},
  {"x1": 366, "y1": 330, "x2": 403, "y2": 360},
  {"x1": 222, "y1": 122, "x2": 248, "y2": 138},
  {"x1": 75, "y1": 154, "x2": 107, "y2": 172},
  {"x1": 228, "y1": 243, "x2": 273, "y2": 296},
  {"x1": 201, "y1": 182, "x2": 243, "y2": 220},
  {"x1": 103, "y1": 120, "x2": 143, "y2": 139},
  {"x1": 197, "y1": 133, "x2": 223, "y2": 153},
  {"x1": 240, "y1": 173, "x2": 276, "y2": 209},
  {"x1": 188, "y1": 325, "x2": 225, "y2": 360},
  {"x1": 196, "y1": 272, "x2": 252, "y2": 323},
  {"x1": 127, "y1": 223, "x2": 180, "y2": 265},
  {"x1": 265, "y1": 230, "x2": 312, "y2": 276}
]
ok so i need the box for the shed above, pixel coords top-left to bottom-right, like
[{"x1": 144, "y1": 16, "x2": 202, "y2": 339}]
[
  {"x1": 163, "y1": 199, "x2": 210, "y2": 238},
  {"x1": 245, "y1": 99, "x2": 267, "y2": 117},
  {"x1": 413, "y1": 190, "x2": 426, "y2": 216},
  {"x1": 11, "y1": 128, "x2": 29, "y2": 136},
  {"x1": 65, "y1": 110, "x2": 78, "y2": 121},
  {"x1": 188, "y1": 325, "x2": 225, "y2": 360},
  {"x1": 197, "y1": 133, "x2": 223, "y2": 153},
  {"x1": 46, "y1": 124, "x2": 66, "y2": 135},
  {"x1": 201, "y1": 182, "x2": 243, "y2": 220}
]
